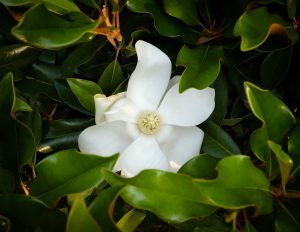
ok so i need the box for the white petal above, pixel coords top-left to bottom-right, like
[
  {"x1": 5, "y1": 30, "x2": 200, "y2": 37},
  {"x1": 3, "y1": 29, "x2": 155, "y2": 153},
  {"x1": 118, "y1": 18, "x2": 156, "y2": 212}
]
[
  {"x1": 94, "y1": 92, "x2": 125, "y2": 124},
  {"x1": 157, "y1": 83, "x2": 215, "y2": 126},
  {"x1": 126, "y1": 40, "x2": 172, "y2": 111},
  {"x1": 117, "y1": 135, "x2": 169, "y2": 177},
  {"x1": 166, "y1": 75, "x2": 180, "y2": 91},
  {"x1": 105, "y1": 98, "x2": 141, "y2": 123},
  {"x1": 156, "y1": 125, "x2": 204, "y2": 172},
  {"x1": 78, "y1": 121, "x2": 138, "y2": 156}
]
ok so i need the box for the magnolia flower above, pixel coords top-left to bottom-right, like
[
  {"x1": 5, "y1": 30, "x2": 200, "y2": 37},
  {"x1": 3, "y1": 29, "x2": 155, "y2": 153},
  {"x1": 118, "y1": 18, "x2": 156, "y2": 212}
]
[{"x1": 78, "y1": 40, "x2": 215, "y2": 177}]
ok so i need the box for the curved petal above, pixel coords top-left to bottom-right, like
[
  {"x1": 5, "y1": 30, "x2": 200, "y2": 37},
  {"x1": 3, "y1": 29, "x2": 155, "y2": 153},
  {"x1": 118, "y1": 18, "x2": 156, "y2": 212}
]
[
  {"x1": 126, "y1": 40, "x2": 171, "y2": 111},
  {"x1": 156, "y1": 125, "x2": 204, "y2": 172},
  {"x1": 78, "y1": 121, "x2": 138, "y2": 157},
  {"x1": 157, "y1": 83, "x2": 215, "y2": 126},
  {"x1": 117, "y1": 135, "x2": 169, "y2": 177},
  {"x1": 94, "y1": 92, "x2": 125, "y2": 124},
  {"x1": 105, "y1": 98, "x2": 141, "y2": 123}
]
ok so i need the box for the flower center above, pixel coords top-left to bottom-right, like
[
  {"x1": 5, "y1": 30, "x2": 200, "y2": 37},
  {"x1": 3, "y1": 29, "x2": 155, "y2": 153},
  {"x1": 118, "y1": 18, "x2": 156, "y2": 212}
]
[{"x1": 138, "y1": 112, "x2": 160, "y2": 135}]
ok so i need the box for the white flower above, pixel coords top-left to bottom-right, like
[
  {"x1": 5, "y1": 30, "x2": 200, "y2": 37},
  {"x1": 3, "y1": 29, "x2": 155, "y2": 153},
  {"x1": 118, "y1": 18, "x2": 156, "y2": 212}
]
[{"x1": 78, "y1": 40, "x2": 215, "y2": 177}]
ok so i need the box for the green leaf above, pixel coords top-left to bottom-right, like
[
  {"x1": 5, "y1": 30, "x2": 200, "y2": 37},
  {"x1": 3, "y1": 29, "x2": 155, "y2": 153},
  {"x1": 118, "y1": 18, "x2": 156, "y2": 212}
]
[
  {"x1": 0, "y1": 0, "x2": 34, "y2": 6},
  {"x1": 43, "y1": 0, "x2": 81, "y2": 15},
  {"x1": 54, "y1": 79, "x2": 93, "y2": 115},
  {"x1": 163, "y1": 0, "x2": 199, "y2": 26},
  {"x1": 234, "y1": 7, "x2": 298, "y2": 51},
  {"x1": 117, "y1": 209, "x2": 146, "y2": 232},
  {"x1": 177, "y1": 44, "x2": 223, "y2": 92},
  {"x1": 98, "y1": 60, "x2": 124, "y2": 95},
  {"x1": 268, "y1": 140, "x2": 293, "y2": 194},
  {"x1": 200, "y1": 121, "x2": 241, "y2": 158},
  {"x1": 89, "y1": 186, "x2": 123, "y2": 232},
  {"x1": 288, "y1": 122, "x2": 300, "y2": 175},
  {"x1": 12, "y1": 4, "x2": 99, "y2": 49},
  {"x1": 29, "y1": 150, "x2": 118, "y2": 206},
  {"x1": 103, "y1": 170, "x2": 217, "y2": 223},
  {"x1": 194, "y1": 155, "x2": 272, "y2": 215},
  {"x1": 179, "y1": 154, "x2": 219, "y2": 179},
  {"x1": 274, "y1": 200, "x2": 300, "y2": 231},
  {"x1": 61, "y1": 37, "x2": 107, "y2": 76},
  {"x1": 0, "y1": 195, "x2": 66, "y2": 232},
  {"x1": 126, "y1": 0, "x2": 199, "y2": 44},
  {"x1": 67, "y1": 196, "x2": 102, "y2": 232},
  {"x1": 209, "y1": 73, "x2": 228, "y2": 124},
  {"x1": 0, "y1": 73, "x2": 35, "y2": 172},
  {"x1": 67, "y1": 78, "x2": 102, "y2": 112},
  {"x1": 287, "y1": 0, "x2": 298, "y2": 19},
  {"x1": 0, "y1": 167, "x2": 16, "y2": 193},
  {"x1": 260, "y1": 47, "x2": 292, "y2": 88},
  {"x1": 244, "y1": 222, "x2": 257, "y2": 232},
  {"x1": 244, "y1": 82, "x2": 295, "y2": 162},
  {"x1": 0, "y1": 44, "x2": 39, "y2": 80}
]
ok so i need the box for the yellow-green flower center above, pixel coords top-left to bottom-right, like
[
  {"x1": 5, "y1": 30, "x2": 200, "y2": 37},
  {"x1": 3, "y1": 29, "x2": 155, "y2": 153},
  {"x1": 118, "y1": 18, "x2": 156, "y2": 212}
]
[{"x1": 138, "y1": 112, "x2": 160, "y2": 135}]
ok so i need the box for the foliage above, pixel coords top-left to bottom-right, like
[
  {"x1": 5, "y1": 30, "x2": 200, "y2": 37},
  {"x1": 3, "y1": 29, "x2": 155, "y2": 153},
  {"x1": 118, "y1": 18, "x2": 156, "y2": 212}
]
[{"x1": 0, "y1": 0, "x2": 300, "y2": 231}]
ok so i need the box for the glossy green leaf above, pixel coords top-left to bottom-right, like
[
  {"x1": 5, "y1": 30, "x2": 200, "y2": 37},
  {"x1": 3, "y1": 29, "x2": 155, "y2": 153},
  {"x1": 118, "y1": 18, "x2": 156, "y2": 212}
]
[
  {"x1": 194, "y1": 155, "x2": 272, "y2": 215},
  {"x1": 244, "y1": 82, "x2": 295, "y2": 162},
  {"x1": 89, "y1": 186, "x2": 123, "y2": 232},
  {"x1": 66, "y1": 196, "x2": 102, "y2": 232},
  {"x1": 12, "y1": 4, "x2": 99, "y2": 49},
  {"x1": 234, "y1": 7, "x2": 298, "y2": 51},
  {"x1": 289, "y1": 122, "x2": 300, "y2": 175},
  {"x1": 67, "y1": 78, "x2": 102, "y2": 112},
  {"x1": 179, "y1": 154, "x2": 219, "y2": 179},
  {"x1": 61, "y1": 37, "x2": 106, "y2": 76},
  {"x1": 43, "y1": 0, "x2": 81, "y2": 15},
  {"x1": 0, "y1": 195, "x2": 66, "y2": 232},
  {"x1": 163, "y1": 0, "x2": 199, "y2": 26},
  {"x1": 260, "y1": 47, "x2": 292, "y2": 88},
  {"x1": 98, "y1": 60, "x2": 124, "y2": 95},
  {"x1": 0, "y1": 0, "x2": 34, "y2": 6},
  {"x1": 0, "y1": 73, "x2": 35, "y2": 172},
  {"x1": 268, "y1": 140, "x2": 293, "y2": 194},
  {"x1": 29, "y1": 150, "x2": 118, "y2": 206},
  {"x1": 244, "y1": 222, "x2": 257, "y2": 232},
  {"x1": 126, "y1": 0, "x2": 199, "y2": 44},
  {"x1": 30, "y1": 61, "x2": 63, "y2": 83},
  {"x1": 54, "y1": 79, "x2": 93, "y2": 115},
  {"x1": 200, "y1": 121, "x2": 241, "y2": 158},
  {"x1": 0, "y1": 44, "x2": 39, "y2": 80},
  {"x1": 287, "y1": 0, "x2": 297, "y2": 19},
  {"x1": 103, "y1": 169, "x2": 217, "y2": 223},
  {"x1": 177, "y1": 44, "x2": 223, "y2": 92},
  {"x1": 117, "y1": 209, "x2": 146, "y2": 232}
]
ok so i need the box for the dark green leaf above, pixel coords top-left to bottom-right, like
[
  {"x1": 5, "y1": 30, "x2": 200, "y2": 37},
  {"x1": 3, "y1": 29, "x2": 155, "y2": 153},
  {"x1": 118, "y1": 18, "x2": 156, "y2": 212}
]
[
  {"x1": 0, "y1": 167, "x2": 16, "y2": 193},
  {"x1": 67, "y1": 78, "x2": 103, "y2": 112},
  {"x1": 43, "y1": 0, "x2": 81, "y2": 15},
  {"x1": 0, "y1": 0, "x2": 34, "y2": 6},
  {"x1": 274, "y1": 200, "x2": 300, "y2": 231},
  {"x1": 200, "y1": 121, "x2": 241, "y2": 158},
  {"x1": 61, "y1": 37, "x2": 107, "y2": 76},
  {"x1": 12, "y1": 4, "x2": 99, "y2": 49},
  {"x1": 260, "y1": 47, "x2": 292, "y2": 88},
  {"x1": 163, "y1": 0, "x2": 199, "y2": 26},
  {"x1": 126, "y1": 0, "x2": 199, "y2": 44},
  {"x1": 30, "y1": 150, "x2": 118, "y2": 206},
  {"x1": 234, "y1": 7, "x2": 298, "y2": 51},
  {"x1": 98, "y1": 60, "x2": 124, "y2": 95},
  {"x1": 289, "y1": 122, "x2": 300, "y2": 175},
  {"x1": 66, "y1": 196, "x2": 102, "y2": 232},
  {"x1": 177, "y1": 44, "x2": 223, "y2": 92},
  {"x1": 0, "y1": 195, "x2": 66, "y2": 232}
]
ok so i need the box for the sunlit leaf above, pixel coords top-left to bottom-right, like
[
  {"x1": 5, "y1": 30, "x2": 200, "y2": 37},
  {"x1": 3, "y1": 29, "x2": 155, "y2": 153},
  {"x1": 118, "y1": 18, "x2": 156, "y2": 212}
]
[
  {"x1": 117, "y1": 209, "x2": 146, "y2": 232},
  {"x1": 66, "y1": 196, "x2": 102, "y2": 232}
]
